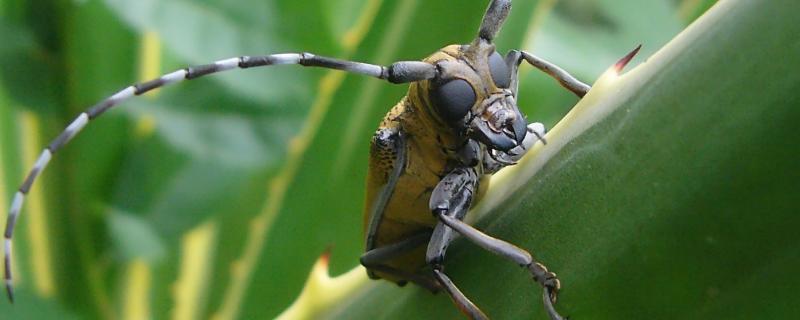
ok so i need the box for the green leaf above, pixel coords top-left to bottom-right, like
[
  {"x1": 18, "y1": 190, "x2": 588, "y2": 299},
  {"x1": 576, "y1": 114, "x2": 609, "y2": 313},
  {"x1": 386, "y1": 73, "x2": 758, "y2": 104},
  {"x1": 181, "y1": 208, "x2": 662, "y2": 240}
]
[
  {"x1": 108, "y1": 209, "x2": 166, "y2": 263},
  {"x1": 2, "y1": 0, "x2": 769, "y2": 319},
  {"x1": 325, "y1": 0, "x2": 800, "y2": 318},
  {"x1": 519, "y1": 0, "x2": 683, "y2": 127},
  {"x1": 0, "y1": 291, "x2": 80, "y2": 319}
]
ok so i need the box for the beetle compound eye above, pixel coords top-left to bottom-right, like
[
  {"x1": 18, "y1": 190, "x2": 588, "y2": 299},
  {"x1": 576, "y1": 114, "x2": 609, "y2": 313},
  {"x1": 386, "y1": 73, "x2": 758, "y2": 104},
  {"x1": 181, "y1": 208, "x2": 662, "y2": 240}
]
[
  {"x1": 431, "y1": 79, "x2": 477, "y2": 123},
  {"x1": 489, "y1": 51, "x2": 510, "y2": 88}
]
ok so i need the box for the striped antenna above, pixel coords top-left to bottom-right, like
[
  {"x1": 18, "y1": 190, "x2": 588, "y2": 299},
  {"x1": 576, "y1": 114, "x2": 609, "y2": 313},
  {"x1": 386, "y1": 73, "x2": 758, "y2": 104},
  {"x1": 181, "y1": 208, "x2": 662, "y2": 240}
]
[{"x1": 2, "y1": 52, "x2": 438, "y2": 302}]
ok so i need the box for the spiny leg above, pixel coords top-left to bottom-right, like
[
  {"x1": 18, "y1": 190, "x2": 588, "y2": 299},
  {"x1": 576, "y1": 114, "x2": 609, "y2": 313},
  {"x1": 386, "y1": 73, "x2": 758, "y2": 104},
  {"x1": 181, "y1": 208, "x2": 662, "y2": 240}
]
[
  {"x1": 428, "y1": 168, "x2": 565, "y2": 320},
  {"x1": 429, "y1": 227, "x2": 488, "y2": 320},
  {"x1": 360, "y1": 230, "x2": 441, "y2": 292},
  {"x1": 365, "y1": 127, "x2": 405, "y2": 252},
  {"x1": 433, "y1": 269, "x2": 488, "y2": 320},
  {"x1": 436, "y1": 214, "x2": 563, "y2": 320},
  {"x1": 424, "y1": 168, "x2": 488, "y2": 320},
  {"x1": 427, "y1": 168, "x2": 479, "y2": 268},
  {"x1": 361, "y1": 127, "x2": 441, "y2": 291},
  {"x1": 2, "y1": 52, "x2": 439, "y2": 303}
]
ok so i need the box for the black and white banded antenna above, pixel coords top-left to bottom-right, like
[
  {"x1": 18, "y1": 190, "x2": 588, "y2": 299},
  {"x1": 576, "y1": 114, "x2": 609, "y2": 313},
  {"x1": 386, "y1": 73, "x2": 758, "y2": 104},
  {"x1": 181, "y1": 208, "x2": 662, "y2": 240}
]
[{"x1": 2, "y1": 52, "x2": 439, "y2": 303}]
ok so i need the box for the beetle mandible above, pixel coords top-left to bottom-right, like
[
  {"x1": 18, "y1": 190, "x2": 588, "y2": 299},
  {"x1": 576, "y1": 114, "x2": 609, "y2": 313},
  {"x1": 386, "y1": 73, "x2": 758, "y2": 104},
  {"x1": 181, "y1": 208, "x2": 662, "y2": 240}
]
[{"x1": 3, "y1": 0, "x2": 640, "y2": 318}]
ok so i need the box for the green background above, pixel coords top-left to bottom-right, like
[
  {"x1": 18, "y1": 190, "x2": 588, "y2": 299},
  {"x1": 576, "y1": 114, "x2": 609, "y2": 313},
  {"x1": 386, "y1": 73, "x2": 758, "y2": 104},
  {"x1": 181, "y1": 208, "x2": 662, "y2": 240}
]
[{"x1": 3, "y1": 0, "x2": 796, "y2": 319}]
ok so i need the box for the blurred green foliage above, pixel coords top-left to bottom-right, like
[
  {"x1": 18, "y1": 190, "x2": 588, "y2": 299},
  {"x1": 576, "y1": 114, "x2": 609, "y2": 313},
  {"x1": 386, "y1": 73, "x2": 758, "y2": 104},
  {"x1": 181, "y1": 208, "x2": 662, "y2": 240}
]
[{"x1": 6, "y1": 0, "x2": 795, "y2": 319}]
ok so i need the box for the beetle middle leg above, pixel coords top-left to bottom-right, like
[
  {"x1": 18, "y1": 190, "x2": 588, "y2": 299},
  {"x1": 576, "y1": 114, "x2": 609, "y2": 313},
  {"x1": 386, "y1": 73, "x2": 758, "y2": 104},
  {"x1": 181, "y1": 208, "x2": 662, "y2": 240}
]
[
  {"x1": 427, "y1": 168, "x2": 564, "y2": 320},
  {"x1": 360, "y1": 230, "x2": 442, "y2": 292}
]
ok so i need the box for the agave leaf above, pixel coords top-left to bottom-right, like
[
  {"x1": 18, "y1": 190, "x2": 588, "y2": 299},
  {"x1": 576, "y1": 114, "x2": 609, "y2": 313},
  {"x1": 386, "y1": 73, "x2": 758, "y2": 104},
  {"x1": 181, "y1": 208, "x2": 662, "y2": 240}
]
[{"x1": 317, "y1": 0, "x2": 800, "y2": 318}]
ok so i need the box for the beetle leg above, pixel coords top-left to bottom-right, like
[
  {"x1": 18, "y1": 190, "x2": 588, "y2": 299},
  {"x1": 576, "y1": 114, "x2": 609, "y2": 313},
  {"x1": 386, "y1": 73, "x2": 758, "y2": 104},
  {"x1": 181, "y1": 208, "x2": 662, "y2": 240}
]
[
  {"x1": 424, "y1": 168, "x2": 488, "y2": 319},
  {"x1": 433, "y1": 269, "x2": 489, "y2": 320},
  {"x1": 426, "y1": 167, "x2": 478, "y2": 264},
  {"x1": 428, "y1": 168, "x2": 565, "y2": 320},
  {"x1": 360, "y1": 231, "x2": 441, "y2": 292},
  {"x1": 365, "y1": 127, "x2": 405, "y2": 251},
  {"x1": 426, "y1": 218, "x2": 460, "y2": 267},
  {"x1": 427, "y1": 211, "x2": 486, "y2": 318},
  {"x1": 365, "y1": 264, "x2": 441, "y2": 293},
  {"x1": 428, "y1": 223, "x2": 488, "y2": 320},
  {"x1": 436, "y1": 214, "x2": 564, "y2": 320}
]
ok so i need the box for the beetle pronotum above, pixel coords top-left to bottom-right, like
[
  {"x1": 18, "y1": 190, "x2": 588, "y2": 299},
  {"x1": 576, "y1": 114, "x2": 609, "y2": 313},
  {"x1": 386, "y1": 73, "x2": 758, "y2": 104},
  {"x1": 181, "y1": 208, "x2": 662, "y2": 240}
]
[{"x1": 3, "y1": 0, "x2": 639, "y2": 318}]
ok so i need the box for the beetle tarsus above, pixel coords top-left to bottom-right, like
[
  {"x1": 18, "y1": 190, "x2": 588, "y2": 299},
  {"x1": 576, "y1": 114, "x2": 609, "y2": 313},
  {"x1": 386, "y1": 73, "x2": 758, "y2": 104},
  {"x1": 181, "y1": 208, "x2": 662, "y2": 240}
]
[{"x1": 543, "y1": 288, "x2": 566, "y2": 320}]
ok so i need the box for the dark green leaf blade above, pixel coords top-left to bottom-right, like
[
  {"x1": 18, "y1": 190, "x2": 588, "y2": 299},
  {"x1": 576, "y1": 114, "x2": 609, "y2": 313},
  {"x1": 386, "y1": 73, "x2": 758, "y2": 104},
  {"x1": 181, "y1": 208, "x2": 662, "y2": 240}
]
[{"x1": 327, "y1": 0, "x2": 800, "y2": 318}]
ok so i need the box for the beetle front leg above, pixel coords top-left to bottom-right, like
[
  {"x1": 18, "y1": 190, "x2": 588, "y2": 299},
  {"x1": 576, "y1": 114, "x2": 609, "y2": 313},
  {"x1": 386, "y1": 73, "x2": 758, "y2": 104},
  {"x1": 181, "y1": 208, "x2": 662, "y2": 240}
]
[
  {"x1": 427, "y1": 168, "x2": 565, "y2": 320},
  {"x1": 425, "y1": 168, "x2": 487, "y2": 319},
  {"x1": 436, "y1": 214, "x2": 563, "y2": 320}
]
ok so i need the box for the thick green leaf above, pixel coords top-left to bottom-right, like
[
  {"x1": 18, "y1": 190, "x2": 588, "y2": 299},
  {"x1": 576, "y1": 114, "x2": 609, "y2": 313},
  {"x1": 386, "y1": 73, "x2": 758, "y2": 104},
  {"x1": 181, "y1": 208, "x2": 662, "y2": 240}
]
[
  {"x1": 255, "y1": 1, "x2": 687, "y2": 319},
  {"x1": 521, "y1": 0, "x2": 682, "y2": 126},
  {"x1": 0, "y1": 290, "x2": 80, "y2": 319},
  {"x1": 327, "y1": 0, "x2": 800, "y2": 319},
  {"x1": 0, "y1": 0, "x2": 727, "y2": 319}
]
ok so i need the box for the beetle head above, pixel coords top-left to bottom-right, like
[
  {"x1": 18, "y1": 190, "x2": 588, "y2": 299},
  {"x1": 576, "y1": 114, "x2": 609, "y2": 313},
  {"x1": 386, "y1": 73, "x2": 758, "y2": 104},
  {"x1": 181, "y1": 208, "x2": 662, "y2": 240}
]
[
  {"x1": 426, "y1": 0, "x2": 526, "y2": 152},
  {"x1": 429, "y1": 47, "x2": 525, "y2": 152}
]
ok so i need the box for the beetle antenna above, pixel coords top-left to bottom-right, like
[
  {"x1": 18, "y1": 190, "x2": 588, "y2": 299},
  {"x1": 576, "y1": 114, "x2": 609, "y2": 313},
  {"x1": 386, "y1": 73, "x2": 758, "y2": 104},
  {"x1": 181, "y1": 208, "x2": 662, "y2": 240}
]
[
  {"x1": 2, "y1": 52, "x2": 437, "y2": 303},
  {"x1": 478, "y1": 0, "x2": 512, "y2": 42}
]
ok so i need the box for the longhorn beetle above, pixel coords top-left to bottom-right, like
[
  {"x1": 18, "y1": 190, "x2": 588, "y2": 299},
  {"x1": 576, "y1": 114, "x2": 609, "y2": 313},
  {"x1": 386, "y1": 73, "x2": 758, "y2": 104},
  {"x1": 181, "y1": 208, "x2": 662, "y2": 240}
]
[{"x1": 4, "y1": 0, "x2": 640, "y2": 318}]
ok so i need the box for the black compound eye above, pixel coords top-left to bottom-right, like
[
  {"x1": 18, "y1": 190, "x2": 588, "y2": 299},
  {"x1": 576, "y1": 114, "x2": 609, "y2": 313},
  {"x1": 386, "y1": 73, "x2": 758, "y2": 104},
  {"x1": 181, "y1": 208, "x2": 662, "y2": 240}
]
[
  {"x1": 489, "y1": 51, "x2": 510, "y2": 88},
  {"x1": 431, "y1": 79, "x2": 476, "y2": 123}
]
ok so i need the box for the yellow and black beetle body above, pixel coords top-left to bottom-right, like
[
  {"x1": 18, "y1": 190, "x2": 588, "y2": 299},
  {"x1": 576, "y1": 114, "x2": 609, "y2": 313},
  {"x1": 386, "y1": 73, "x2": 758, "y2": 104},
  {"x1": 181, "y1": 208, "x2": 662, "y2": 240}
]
[
  {"x1": 3, "y1": 0, "x2": 639, "y2": 318},
  {"x1": 357, "y1": 4, "x2": 588, "y2": 316},
  {"x1": 362, "y1": 44, "x2": 532, "y2": 283}
]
